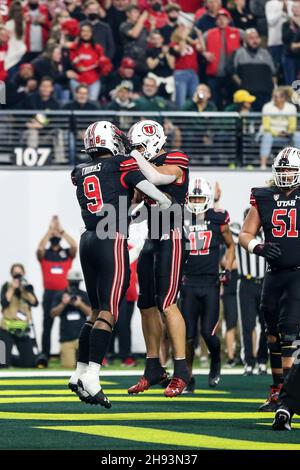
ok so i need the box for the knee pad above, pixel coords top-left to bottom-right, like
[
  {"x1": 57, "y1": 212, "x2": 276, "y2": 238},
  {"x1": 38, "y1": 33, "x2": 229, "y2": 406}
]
[{"x1": 279, "y1": 332, "x2": 299, "y2": 358}]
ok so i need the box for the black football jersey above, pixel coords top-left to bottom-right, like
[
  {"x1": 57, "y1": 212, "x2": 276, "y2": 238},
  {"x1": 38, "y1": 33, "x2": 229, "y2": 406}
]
[
  {"x1": 71, "y1": 155, "x2": 145, "y2": 234},
  {"x1": 143, "y1": 150, "x2": 189, "y2": 235},
  {"x1": 250, "y1": 185, "x2": 300, "y2": 269},
  {"x1": 183, "y1": 208, "x2": 230, "y2": 284}
]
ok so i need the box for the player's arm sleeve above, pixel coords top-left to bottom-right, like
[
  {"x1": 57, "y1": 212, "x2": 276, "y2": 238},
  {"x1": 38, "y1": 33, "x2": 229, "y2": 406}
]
[
  {"x1": 220, "y1": 210, "x2": 230, "y2": 229},
  {"x1": 130, "y1": 150, "x2": 177, "y2": 185},
  {"x1": 124, "y1": 170, "x2": 171, "y2": 209}
]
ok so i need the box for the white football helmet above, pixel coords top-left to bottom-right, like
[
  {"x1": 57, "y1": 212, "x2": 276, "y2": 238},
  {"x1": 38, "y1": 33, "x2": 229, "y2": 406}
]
[
  {"x1": 272, "y1": 146, "x2": 300, "y2": 188},
  {"x1": 187, "y1": 177, "x2": 213, "y2": 214},
  {"x1": 83, "y1": 121, "x2": 125, "y2": 156},
  {"x1": 128, "y1": 120, "x2": 167, "y2": 161}
]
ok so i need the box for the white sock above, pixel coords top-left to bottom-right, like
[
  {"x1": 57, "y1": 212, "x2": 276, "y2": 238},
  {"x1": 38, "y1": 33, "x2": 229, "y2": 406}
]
[
  {"x1": 82, "y1": 362, "x2": 102, "y2": 395},
  {"x1": 69, "y1": 362, "x2": 88, "y2": 383}
]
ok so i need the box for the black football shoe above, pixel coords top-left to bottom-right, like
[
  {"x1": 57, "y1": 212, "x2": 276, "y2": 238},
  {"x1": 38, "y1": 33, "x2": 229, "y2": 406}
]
[
  {"x1": 272, "y1": 407, "x2": 292, "y2": 431},
  {"x1": 182, "y1": 376, "x2": 196, "y2": 394},
  {"x1": 208, "y1": 362, "x2": 221, "y2": 388},
  {"x1": 259, "y1": 384, "x2": 282, "y2": 412}
]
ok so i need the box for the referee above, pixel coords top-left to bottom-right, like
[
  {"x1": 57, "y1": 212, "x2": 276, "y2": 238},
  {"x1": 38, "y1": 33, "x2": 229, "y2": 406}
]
[{"x1": 231, "y1": 210, "x2": 268, "y2": 376}]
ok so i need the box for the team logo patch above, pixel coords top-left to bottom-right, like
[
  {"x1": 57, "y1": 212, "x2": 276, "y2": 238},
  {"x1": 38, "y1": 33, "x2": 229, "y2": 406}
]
[
  {"x1": 273, "y1": 194, "x2": 280, "y2": 201},
  {"x1": 142, "y1": 124, "x2": 156, "y2": 136}
]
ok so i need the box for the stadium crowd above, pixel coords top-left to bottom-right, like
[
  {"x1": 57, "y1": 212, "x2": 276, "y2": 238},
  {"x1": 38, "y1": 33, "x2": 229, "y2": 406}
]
[{"x1": 0, "y1": 0, "x2": 300, "y2": 112}]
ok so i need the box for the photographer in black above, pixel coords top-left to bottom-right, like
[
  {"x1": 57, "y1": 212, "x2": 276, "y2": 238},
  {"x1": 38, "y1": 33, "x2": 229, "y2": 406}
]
[
  {"x1": 0, "y1": 264, "x2": 39, "y2": 368},
  {"x1": 51, "y1": 270, "x2": 91, "y2": 369}
]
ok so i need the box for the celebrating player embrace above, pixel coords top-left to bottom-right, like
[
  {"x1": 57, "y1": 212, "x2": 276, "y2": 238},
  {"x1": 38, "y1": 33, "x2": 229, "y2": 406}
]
[{"x1": 69, "y1": 121, "x2": 171, "y2": 408}]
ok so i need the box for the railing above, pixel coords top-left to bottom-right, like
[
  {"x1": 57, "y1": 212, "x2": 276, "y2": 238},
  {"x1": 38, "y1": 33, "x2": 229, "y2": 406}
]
[{"x1": 0, "y1": 111, "x2": 297, "y2": 167}]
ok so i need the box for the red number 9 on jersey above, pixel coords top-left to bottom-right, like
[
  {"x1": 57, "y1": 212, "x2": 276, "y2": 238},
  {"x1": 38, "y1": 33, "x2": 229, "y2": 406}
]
[{"x1": 83, "y1": 175, "x2": 103, "y2": 213}]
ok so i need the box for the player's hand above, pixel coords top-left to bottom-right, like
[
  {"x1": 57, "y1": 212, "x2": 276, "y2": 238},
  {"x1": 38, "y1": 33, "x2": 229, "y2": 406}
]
[
  {"x1": 253, "y1": 242, "x2": 282, "y2": 260},
  {"x1": 219, "y1": 269, "x2": 231, "y2": 285}
]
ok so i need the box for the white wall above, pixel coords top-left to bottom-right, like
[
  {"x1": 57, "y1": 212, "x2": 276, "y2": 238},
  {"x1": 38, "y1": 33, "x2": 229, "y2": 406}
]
[{"x1": 0, "y1": 169, "x2": 271, "y2": 354}]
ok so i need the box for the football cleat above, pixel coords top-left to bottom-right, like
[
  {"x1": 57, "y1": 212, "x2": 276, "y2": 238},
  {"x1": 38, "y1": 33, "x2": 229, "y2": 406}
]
[
  {"x1": 272, "y1": 408, "x2": 292, "y2": 431},
  {"x1": 164, "y1": 376, "x2": 187, "y2": 397},
  {"x1": 77, "y1": 379, "x2": 111, "y2": 408},
  {"x1": 243, "y1": 365, "x2": 254, "y2": 376},
  {"x1": 68, "y1": 378, "x2": 90, "y2": 401},
  {"x1": 208, "y1": 362, "x2": 221, "y2": 388},
  {"x1": 257, "y1": 363, "x2": 268, "y2": 375},
  {"x1": 259, "y1": 384, "x2": 282, "y2": 412},
  {"x1": 182, "y1": 376, "x2": 196, "y2": 394},
  {"x1": 128, "y1": 370, "x2": 169, "y2": 394}
]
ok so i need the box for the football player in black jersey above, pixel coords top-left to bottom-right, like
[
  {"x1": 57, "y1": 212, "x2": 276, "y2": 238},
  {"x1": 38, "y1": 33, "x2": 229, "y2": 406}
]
[
  {"x1": 68, "y1": 121, "x2": 171, "y2": 407},
  {"x1": 126, "y1": 120, "x2": 190, "y2": 397},
  {"x1": 181, "y1": 177, "x2": 235, "y2": 391},
  {"x1": 240, "y1": 146, "x2": 300, "y2": 412}
]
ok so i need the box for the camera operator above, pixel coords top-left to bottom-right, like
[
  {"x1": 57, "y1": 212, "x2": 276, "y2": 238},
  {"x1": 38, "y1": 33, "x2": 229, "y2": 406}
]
[
  {"x1": 50, "y1": 270, "x2": 91, "y2": 369},
  {"x1": 0, "y1": 263, "x2": 38, "y2": 368}
]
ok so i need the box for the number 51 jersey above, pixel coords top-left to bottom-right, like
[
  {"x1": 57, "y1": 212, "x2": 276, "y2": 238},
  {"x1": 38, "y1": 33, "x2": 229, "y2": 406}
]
[{"x1": 250, "y1": 186, "x2": 300, "y2": 269}]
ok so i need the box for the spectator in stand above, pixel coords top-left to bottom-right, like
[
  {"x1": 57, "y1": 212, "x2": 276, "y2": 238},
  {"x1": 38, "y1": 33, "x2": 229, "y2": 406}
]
[
  {"x1": 105, "y1": 0, "x2": 130, "y2": 66},
  {"x1": 181, "y1": 83, "x2": 217, "y2": 111},
  {"x1": 133, "y1": 75, "x2": 171, "y2": 112},
  {"x1": 119, "y1": 5, "x2": 149, "y2": 74},
  {"x1": 144, "y1": 0, "x2": 168, "y2": 30},
  {"x1": 23, "y1": 0, "x2": 50, "y2": 62},
  {"x1": 51, "y1": 270, "x2": 91, "y2": 369},
  {"x1": 37, "y1": 216, "x2": 77, "y2": 361},
  {"x1": 83, "y1": 0, "x2": 115, "y2": 60},
  {"x1": 181, "y1": 83, "x2": 216, "y2": 159},
  {"x1": 4, "y1": 1, "x2": 26, "y2": 78},
  {"x1": 259, "y1": 87, "x2": 300, "y2": 168},
  {"x1": 104, "y1": 56, "x2": 142, "y2": 99},
  {"x1": 63, "y1": 84, "x2": 98, "y2": 163},
  {"x1": 203, "y1": 9, "x2": 242, "y2": 109},
  {"x1": 230, "y1": 0, "x2": 256, "y2": 30},
  {"x1": 232, "y1": 28, "x2": 276, "y2": 111},
  {"x1": 63, "y1": 83, "x2": 98, "y2": 111},
  {"x1": 65, "y1": 0, "x2": 86, "y2": 22},
  {"x1": 19, "y1": 76, "x2": 59, "y2": 110},
  {"x1": 106, "y1": 81, "x2": 135, "y2": 110},
  {"x1": 12, "y1": 63, "x2": 37, "y2": 94},
  {"x1": 196, "y1": 0, "x2": 222, "y2": 33},
  {"x1": 68, "y1": 22, "x2": 112, "y2": 101},
  {"x1": 282, "y1": 1, "x2": 300, "y2": 85},
  {"x1": 146, "y1": 29, "x2": 175, "y2": 100},
  {"x1": 225, "y1": 89, "x2": 256, "y2": 113},
  {"x1": 170, "y1": 25, "x2": 202, "y2": 108},
  {"x1": 265, "y1": 0, "x2": 293, "y2": 72},
  {"x1": 249, "y1": 0, "x2": 268, "y2": 37},
  {"x1": 0, "y1": 26, "x2": 8, "y2": 84},
  {"x1": 32, "y1": 45, "x2": 70, "y2": 103},
  {"x1": 0, "y1": 263, "x2": 39, "y2": 368},
  {"x1": 159, "y1": 3, "x2": 181, "y2": 44}
]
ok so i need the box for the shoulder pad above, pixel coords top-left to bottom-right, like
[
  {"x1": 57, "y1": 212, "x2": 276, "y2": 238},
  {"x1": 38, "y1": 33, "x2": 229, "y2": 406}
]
[
  {"x1": 165, "y1": 151, "x2": 189, "y2": 169},
  {"x1": 119, "y1": 156, "x2": 139, "y2": 172}
]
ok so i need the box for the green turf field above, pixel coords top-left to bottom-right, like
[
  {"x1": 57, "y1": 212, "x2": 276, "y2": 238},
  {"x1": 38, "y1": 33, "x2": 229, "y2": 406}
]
[{"x1": 0, "y1": 373, "x2": 299, "y2": 450}]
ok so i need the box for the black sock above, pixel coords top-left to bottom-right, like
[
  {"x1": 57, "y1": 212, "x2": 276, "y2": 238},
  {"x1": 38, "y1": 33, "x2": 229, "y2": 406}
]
[
  {"x1": 145, "y1": 357, "x2": 161, "y2": 370},
  {"x1": 273, "y1": 373, "x2": 284, "y2": 386},
  {"x1": 89, "y1": 328, "x2": 112, "y2": 365},
  {"x1": 174, "y1": 359, "x2": 189, "y2": 383},
  {"x1": 78, "y1": 322, "x2": 93, "y2": 364}
]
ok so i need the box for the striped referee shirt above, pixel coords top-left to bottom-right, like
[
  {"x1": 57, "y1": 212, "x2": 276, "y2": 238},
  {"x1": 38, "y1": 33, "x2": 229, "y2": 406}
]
[{"x1": 230, "y1": 224, "x2": 266, "y2": 279}]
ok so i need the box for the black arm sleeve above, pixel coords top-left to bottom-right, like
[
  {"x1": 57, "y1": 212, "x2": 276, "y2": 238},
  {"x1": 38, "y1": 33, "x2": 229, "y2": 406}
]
[
  {"x1": 123, "y1": 170, "x2": 146, "y2": 188},
  {"x1": 1, "y1": 283, "x2": 9, "y2": 309}
]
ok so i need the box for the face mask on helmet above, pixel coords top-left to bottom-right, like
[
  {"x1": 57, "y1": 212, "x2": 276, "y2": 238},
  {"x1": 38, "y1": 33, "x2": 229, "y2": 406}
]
[
  {"x1": 128, "y1": 121, "x2": 166, "y2": 161},
  {"x1": 272, "y1": 147, "x2": 300, "y2": 188},
  {"x1": 187, "y1": 179, "x2": 212, "y2": 214}
]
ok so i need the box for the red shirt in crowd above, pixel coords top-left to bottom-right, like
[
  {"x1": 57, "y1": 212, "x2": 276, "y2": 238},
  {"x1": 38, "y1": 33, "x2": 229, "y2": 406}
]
[
  {"x1": 0, "y1": 42, "x2": 8, "y2": 81},
  {"x1": 40, "y1": 248, "x2": 73, "y2": 291},
  {"x1": 177, "y1": 0, "x2": 203, "y2": 13},
  {"x1": 171, "y1": 42, "x2": 199, "y2": 74},
  {"x1": 69, "y1": 42, "x2": 112, "y2": 84},
  {"x1": 23, "y1": 3, "x2": 50, "y2": 52}
]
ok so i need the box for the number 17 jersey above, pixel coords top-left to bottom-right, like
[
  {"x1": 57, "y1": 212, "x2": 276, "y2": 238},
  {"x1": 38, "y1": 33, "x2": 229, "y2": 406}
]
[{"x1": 250, "y1": 185, "x2": 300, "y2": 269}]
